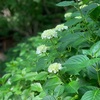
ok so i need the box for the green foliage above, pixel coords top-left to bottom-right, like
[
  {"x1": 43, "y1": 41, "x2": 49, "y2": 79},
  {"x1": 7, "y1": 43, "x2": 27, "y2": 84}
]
[
  {"x1": 81, "y1": 90, "x2": 100, "y2": 100},
  {"x1": 0, "y1": 0, "x2": 100, "y2": 100},
  {"x1": 0, "y1": 0, "x2": 63, "y2": 37}
]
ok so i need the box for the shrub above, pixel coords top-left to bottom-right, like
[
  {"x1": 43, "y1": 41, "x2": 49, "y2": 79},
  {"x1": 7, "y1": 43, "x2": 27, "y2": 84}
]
[{"x1": 0, "y1": 0, "x2": 100, "y2": 100}]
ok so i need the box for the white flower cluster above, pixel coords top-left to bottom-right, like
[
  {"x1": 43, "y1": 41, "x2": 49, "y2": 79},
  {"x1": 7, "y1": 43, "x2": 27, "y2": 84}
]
[
  {"x1": 55, "y1": 24, "x2": 68, "y2": 31},
  {"x1": 41, "y1": 29, "x2": 57, "y2": 39},
  {"x1": 36, "y1": 45, "x2": 49, "y2": 54},
  {"x1": 48, "y1": 63, "x2": 62, "y2": 73}
]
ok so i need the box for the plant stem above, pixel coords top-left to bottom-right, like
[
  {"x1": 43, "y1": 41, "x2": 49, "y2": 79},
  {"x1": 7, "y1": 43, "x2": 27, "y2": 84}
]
[
  {"x1": 74, "y1": 1, "x2": 94, "y2": 36},
  {"x1": 97, "y1": 71, "x2": 100, "y2": 86},
  {"x1": 96, "y1": 63, "x2": 100, "y2": 86},
  {"x1": 92, "y1": 63, "x2": 100, "y2": 86}
]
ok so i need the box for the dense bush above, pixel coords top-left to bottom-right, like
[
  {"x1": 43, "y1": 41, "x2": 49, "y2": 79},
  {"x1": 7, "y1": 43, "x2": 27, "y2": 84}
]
[{"x1": 0, "y1": 0, "x2": 100, "y2": 99}]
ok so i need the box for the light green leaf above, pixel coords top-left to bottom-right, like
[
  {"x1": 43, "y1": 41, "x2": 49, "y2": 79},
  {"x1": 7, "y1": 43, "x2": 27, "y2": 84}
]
[
  {"x1": 81, "y1": 90, "x2": 100, "y2": 100},
  {"x1": 31, "y1": 83, "x2": 43, "y2": 92},
  {"x1": 66, "y1": 81, "x2": 80, "y2": 93},
  {"x1": 56, "y1": 1, "x2": 75, "y2": 7}
]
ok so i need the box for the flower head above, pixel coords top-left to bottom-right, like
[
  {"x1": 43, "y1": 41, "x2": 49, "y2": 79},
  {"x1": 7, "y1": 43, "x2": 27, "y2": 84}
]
[
  {"x1": 55, "y1": 24, "x2": 68, "y2": 32},
  {"x1": 41, "y1": 29, "x2": 57, "y2": 39},
  {"x1": 36, "y1": 45, "x2": 49, "y2": 54},
  {"x1": 48, "y1": 63, "x2": 62, "y2": 73}
]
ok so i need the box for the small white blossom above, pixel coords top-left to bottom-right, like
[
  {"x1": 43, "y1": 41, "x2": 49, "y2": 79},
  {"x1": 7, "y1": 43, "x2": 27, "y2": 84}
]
[
  {"x1": 41, "y1": 29, "x2": 57, "y2": 39},
  {"x1": 48, "y1": 63, "x2": 62, "y2": 73},
  {"x1": 55, "y1": 24, "x2": 68, "y2": 32},
  {"x1": 36, "y1": 45, "x2": 49, "y2": 54}
]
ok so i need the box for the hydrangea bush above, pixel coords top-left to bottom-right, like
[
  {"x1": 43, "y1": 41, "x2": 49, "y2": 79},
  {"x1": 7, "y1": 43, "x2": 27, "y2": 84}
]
[{"x1": 0, "y1": 0, "x2": 100, "y2": 100}]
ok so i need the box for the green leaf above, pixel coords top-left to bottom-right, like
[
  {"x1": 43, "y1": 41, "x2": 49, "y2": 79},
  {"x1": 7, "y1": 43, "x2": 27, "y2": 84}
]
[
  {"x1": 63, "y1": 55, "x2": 90, "y2": 74},
  {"x1": 81, "y1": 90, "x2": 100, "y2": 100},
  {"x1": 81, "y1": 3, "x2": 98, "y2": 15},
  {"x1": 64, "y1": 18, "x2": 82, "y2": 27},
  {"x1": 43, "y1": 95, "x2": 56, "y2": 100},
  {"x1": 87, "y1": 66, "x2": 97, "y2": 79},
  {"x1": 2, "y1": 73, "x2": 11, "y2": 83},
  {"x1": 89, "y1": 6, "x2": 100, "y2": 22},
  {"x1": 24, "y1": 72, "x2": 38, "y2": 81},
  {"x1": 4, "y1": 92, "x2": 13, "y2": 100},
  {"x1": 35, "y1": 72, "x2": 48, "y2": 81},
  {"x1": 44, "y1": 76, "x2": 62, "y2": 90},
  {"x1": 56, "y1": 1, "x2": 75, "y2": 7},
  {"x1": 31, "y1": 83, "x2": 43, "y2": 92},
  {"x1": 66, "y1": 81, "x2": 80, "y2": 93},
  {"x1": 36, "y1": 57, "x2": 49, "y2": 71},
  {"x1": 90, "y1": 41, "x2": 100, "y2": 57},
  {"x1": 54, "y1": 85, "x2": 64, "y2": 97},
  {"x1": 59, "y1": 32, "x2": 85, "y2": 51},
  {"x1": 10, "y1": 74, "x2": 23, "y2": 82},
  {"x1": 63, "y1": 96, "x2": 73, "y2": 100}
]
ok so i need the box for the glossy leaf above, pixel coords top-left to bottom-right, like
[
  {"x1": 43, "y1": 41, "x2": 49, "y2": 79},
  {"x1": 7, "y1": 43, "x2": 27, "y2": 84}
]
[
  {"x1": 64, "y1": 55, "x2": 89, "y2": 74},
  {"x1": 81, "y1": 90, "x2": 100, "y2": 100}
]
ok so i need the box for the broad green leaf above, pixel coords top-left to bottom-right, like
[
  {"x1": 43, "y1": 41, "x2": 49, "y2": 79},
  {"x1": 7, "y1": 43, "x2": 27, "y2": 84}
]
[
  {"x1": 31, "y1": 83, "x2": 43, "y2": 92},
  {"x1": 56, "y1": 1, "x2": 75, "y2": 7},
  {"x1": 81, "y1": 90, "x2": 100, "y2": 100},
  {"x1": 59, "y1": 32, "x2": 85, "y2": 51},
  {"x1": 63, "y1": 55, "x2": 90, "y2": 74},
  {"x1": 66, "y1": 81, "x2": 80, "y2": 93},
  {"x1": 54, "y1": 85, "x2": 64, "y2": 97},
  {"x1": 43, "y1": 95, "x2": 56, "y2": 100}
]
